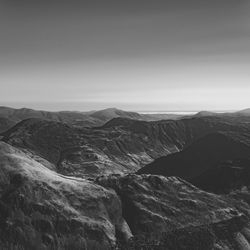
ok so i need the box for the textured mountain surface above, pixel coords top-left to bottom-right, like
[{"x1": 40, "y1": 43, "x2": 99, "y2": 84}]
[
  {"x1": 191, "y1": 159, "x2": 250, "y2": 194},
  {"x1": 0, "y1": 141, "x2": 131, "y2": 249},
  {"x1": 96, "y1": 174, "x2": 250, "y2": 250}
]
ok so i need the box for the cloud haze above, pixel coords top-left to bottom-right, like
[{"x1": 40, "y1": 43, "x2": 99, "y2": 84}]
[{"x1": 1, "y1": 0, "x2": 250, "y2": 111}]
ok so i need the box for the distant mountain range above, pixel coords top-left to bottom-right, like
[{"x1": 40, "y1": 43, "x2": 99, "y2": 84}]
[{"x1": 0, "y1": 106, "x2": 184, "y2": 132}]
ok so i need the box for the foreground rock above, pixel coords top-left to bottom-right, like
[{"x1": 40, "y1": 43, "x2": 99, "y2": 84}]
[
  {"x1": 97, "y1": 174, "x2": 250, "y2": 249},
  {"x1": 0, "y1": 142, "x2": 131, "y2": 249}
]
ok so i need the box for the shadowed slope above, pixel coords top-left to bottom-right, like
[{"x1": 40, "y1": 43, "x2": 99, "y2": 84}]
[
  {"x1": 138, "y1": 133, "x2": 250, "y2": 181},
  {"x1": 0, "y1": 106, "x2": 183, "y2": 128}
]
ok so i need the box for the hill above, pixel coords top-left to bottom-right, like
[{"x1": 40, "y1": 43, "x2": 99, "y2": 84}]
[
  {"x1": 90, "y1": 108, "x2": 142, "y2": 121},
  {"x1": 237, "y1": 108, "x2": 250, "y2": 115},
  {"x1": 91, "y1": 108, "x2": 183, "y2": 121},
  {"x1": 0, "y1": 106, "x2": 185, "y2": 129}
]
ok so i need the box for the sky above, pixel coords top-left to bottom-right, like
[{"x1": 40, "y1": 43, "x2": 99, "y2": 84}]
[{"x1": 1, "y1": 0, "x2": 250, "y2": 111}]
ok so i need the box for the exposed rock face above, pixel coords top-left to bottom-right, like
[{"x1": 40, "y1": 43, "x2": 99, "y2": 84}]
[
  {"x1": 96, "y1": 174, "x2": 250, "y2": 249},
  {"x1": 0, "y1": 141, "x2": 131, "y2": 249}
]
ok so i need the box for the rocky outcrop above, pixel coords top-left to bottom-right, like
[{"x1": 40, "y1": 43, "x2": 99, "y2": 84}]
[
  {"x1": 0, "y1": 142, "x2": 131, "y2": 249},
  {"x1": 96, "y1": 174, "x2": 250, "y2": 249}
]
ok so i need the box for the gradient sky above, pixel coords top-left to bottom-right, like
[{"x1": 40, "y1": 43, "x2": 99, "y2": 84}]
[{"x1": 1, "y1": 0, "x2": 250, "y2": 111}]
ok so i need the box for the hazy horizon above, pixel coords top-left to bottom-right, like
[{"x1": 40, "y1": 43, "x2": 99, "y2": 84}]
[
  {"x1": 1, "y1": 0, "x2": 250, "y2": 111},
  {"x1": 0, "y1": 102, "x2": 240, "y2": 114}
]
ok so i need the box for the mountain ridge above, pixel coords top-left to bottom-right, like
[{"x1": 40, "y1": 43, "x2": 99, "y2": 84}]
[{"x1": 3, "y1": 114, "x2": 250, "y2": 178}]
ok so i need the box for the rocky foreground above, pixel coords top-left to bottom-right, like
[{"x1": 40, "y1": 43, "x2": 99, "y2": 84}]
[{"x1": 1, "y1": 140, "x2": 250, "y2": 249}]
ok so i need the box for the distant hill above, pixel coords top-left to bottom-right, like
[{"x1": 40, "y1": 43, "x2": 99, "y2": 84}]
[
  {"x1": 90, "y1": 108, "x2": 142, "y2": 121},
  {"x1": 195, "y1": 108, "x2": 250, "y2": 118},
  {"x1": 194, "y1": 111, "x2": 217, "y2": 117},
  {"x1": 0, "y1": 106, "x2": 96, "y2": 125},
  {"x1": 0, "y1": 106, "x2": 184, "y2": 128},
  {"x1": 91, "y1": 108, "x2": 184, "y2": 121},
  {"x1": 236, "y1": 108, "x2": 250, "y2": 115}
]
